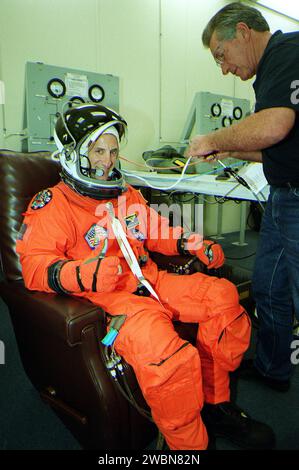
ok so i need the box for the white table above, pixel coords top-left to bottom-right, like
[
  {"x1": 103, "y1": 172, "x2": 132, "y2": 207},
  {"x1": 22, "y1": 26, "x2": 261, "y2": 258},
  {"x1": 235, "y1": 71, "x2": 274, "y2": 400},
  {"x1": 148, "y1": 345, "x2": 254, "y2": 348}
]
[{"x1": 124, "y1": 170, "x2": 269, "y2": 245}]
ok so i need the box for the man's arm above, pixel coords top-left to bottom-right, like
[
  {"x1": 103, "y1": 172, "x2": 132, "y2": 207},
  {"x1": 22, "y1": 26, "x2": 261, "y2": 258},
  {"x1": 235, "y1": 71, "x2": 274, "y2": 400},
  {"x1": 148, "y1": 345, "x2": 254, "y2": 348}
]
[{"x1": 186, "y1": 107, "x2": 296, "y2": 157}]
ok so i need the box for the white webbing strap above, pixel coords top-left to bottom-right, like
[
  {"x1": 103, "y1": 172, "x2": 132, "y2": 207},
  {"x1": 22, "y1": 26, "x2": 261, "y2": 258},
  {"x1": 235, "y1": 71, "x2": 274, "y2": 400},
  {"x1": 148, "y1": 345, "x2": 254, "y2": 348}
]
[{"x1": 106, "y1": 202, "x2": 161, "y2": 303}]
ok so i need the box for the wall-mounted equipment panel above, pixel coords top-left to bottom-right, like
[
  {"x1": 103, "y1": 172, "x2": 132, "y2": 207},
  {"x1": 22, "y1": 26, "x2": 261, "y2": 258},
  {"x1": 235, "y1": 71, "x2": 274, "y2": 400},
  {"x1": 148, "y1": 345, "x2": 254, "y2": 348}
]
[
  {"x1": 180, "y1": 91, "x2": 251, "y2": 174},
  {"x1": 23, "y1": 62, "x2": 119, "y2": 152}
]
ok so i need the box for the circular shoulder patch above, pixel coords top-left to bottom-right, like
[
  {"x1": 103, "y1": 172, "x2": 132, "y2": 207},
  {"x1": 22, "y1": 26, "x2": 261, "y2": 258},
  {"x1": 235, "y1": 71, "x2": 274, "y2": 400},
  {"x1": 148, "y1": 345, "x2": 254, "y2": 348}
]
[{"x1": 31, "y1": 189, "x2": 53, "y2": 210}]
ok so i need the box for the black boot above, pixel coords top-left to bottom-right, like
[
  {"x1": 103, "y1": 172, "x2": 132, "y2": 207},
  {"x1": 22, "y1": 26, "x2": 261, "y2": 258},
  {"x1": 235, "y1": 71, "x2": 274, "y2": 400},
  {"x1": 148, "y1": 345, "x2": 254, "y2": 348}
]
[
  {"x1": 201, "y1": 401, "x2": 276, "y2": 450},
  {"x1": 235, "y1": 359, "x2": 290, "y2": 392}
]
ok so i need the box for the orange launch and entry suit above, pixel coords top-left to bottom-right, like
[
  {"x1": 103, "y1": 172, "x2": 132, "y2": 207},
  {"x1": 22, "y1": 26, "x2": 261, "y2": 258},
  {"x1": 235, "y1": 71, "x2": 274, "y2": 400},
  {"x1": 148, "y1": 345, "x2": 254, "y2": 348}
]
[{"x1": 16, "y1": 181, "x2": 251, "y2": 450}]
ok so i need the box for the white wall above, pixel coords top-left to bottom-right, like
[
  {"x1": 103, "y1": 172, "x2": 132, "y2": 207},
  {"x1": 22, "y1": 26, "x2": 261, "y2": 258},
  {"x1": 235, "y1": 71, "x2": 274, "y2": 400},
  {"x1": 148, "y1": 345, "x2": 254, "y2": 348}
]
[
  {"x1": 0, "y1": 0, "x2": 100, "y2": 149},
  {"x1": 0, "y1": 0, "x2": 298, "y2": 235},
  {"x1": 0, "y1": 0, "x2": 233, "y2": 159}
]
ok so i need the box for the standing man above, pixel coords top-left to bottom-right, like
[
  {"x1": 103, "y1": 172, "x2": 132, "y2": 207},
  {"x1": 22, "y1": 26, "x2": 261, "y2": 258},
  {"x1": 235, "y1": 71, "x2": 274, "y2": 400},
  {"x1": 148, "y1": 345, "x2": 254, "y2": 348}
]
[{"x1": 186, "y1": 2, "x2": 299, "y2": 391}]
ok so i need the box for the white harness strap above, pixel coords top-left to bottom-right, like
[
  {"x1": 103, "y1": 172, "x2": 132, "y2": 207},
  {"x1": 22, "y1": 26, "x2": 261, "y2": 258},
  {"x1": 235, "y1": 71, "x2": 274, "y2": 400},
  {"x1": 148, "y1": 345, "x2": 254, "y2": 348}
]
[{"x1": 106, "y1": 202, "x2": 161, "y2": 303}]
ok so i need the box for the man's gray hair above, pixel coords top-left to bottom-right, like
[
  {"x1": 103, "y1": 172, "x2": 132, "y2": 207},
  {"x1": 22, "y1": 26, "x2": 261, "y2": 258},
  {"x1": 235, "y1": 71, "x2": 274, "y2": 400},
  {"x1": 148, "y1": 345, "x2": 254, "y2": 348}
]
[{"x1": 202, "y1": 2, "x2": 270, "y2": 48}]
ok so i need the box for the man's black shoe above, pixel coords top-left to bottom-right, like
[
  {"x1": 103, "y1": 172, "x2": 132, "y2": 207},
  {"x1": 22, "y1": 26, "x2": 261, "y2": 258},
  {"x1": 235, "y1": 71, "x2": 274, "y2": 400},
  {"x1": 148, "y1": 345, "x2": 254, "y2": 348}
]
[
  {"x1": 201, "y1": 401, "x2": 275, "y2": 450},
  {"x1": 235, "y1": 359, "x2": 290, "y2": 392}
]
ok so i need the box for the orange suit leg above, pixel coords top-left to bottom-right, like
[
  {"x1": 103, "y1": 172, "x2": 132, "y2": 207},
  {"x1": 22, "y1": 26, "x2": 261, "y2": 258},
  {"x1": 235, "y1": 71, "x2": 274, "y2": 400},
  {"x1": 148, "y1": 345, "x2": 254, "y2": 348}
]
[
  {"x1": 93, "y1": 292, "x2": 208, "y2": 451},
  {"x1": 155, "y1": 271, "x2": 251, "y2": 404}
]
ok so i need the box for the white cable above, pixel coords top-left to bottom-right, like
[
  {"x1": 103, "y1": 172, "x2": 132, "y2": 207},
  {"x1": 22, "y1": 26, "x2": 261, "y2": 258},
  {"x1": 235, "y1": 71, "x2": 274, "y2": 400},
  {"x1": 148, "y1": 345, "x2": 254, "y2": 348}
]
[
  {"x1": 124, "y1": 157, "x2": 267, "y2": 211},
  {"x1": 251, "y1": 190, "x2": 266, "y2": 212},
  {"x1": 51, "y1": 149, "x2": 60, "y2": 161},
  {"x1": 122, "y1": 156, "x2": 194, "y2": 191},
  {"x1": 60, "y1": 100, "x2": 77, "y2": 149}
]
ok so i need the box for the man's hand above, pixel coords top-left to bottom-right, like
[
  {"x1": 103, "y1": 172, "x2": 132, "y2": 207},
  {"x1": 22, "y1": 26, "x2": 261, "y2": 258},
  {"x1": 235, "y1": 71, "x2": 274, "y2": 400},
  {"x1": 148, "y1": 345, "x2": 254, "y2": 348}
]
[
  {"x1": 186, "y1": 108, "x2": 295, "y2": 159},
  {"x1": 185, "y1": 134, "x2": 218, "y2": 158},
  {"x1": 207, "y1": 151, "x2": 230, "y2": 162}
]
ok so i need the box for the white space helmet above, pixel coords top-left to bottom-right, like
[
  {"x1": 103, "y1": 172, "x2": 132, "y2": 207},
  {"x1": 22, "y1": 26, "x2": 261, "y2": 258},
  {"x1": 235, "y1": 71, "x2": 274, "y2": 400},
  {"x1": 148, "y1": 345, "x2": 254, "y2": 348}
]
[{"x1": 54, "y1": 103, "x2": 127, "y2": 199}]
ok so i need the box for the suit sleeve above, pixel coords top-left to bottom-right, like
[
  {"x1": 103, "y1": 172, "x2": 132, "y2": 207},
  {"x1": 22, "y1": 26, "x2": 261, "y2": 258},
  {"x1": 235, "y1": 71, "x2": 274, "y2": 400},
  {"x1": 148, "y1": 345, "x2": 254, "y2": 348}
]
[
  {"x1": 131, "y1": 188, "x2": 183, "y2": 254},
  {"x1": 16, "y1": 196, "x2": 75, "y2": 293},
  {"x1": 144, "y1": 205, "x2": 183, "y2": 254}
]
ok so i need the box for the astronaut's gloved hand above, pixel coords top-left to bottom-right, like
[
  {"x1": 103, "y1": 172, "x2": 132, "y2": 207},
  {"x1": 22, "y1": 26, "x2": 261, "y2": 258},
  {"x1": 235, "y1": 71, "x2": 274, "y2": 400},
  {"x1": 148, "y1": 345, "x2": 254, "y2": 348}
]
[
  {"x1": 195, "y1": 239, "x2": 225, "y2": 269},
  {"x1": 59, "y1": 251, "x2": 122, "y2": 293},
  {"x1": 181, "y1": 233, "x2": 225, "y2": 269}
]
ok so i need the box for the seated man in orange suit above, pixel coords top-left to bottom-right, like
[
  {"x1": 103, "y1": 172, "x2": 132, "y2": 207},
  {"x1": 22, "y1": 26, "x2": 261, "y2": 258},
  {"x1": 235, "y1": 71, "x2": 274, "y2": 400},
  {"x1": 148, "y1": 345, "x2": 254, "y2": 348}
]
[{"x1": 16, "y1": 103, "x2": 274, "y2": 450}]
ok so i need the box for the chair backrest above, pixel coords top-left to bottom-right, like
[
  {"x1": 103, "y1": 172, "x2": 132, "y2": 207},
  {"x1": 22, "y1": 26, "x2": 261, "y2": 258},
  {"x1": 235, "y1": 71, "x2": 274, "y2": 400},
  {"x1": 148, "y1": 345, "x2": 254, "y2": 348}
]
[{"x1": 0, "y1": 150, "x2": 61, "y2": 281}]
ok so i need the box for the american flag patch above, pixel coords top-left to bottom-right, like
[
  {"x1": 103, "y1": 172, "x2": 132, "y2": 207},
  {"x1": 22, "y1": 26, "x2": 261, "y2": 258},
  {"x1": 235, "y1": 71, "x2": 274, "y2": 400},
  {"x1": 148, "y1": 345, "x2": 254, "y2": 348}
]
[{"x1": 84, "y1": 224, "x2": 108, "y2": 249}]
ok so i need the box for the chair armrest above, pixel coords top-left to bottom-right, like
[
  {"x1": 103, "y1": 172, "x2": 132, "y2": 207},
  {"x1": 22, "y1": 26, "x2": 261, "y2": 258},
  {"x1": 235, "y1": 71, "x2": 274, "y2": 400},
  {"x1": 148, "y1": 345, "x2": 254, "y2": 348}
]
[
  {"x1": 0, "y1": 280, "x2": 102, "y2": 346},
  {"x1": 149, "y1": 251, "x2": 206, "y2": 274}
]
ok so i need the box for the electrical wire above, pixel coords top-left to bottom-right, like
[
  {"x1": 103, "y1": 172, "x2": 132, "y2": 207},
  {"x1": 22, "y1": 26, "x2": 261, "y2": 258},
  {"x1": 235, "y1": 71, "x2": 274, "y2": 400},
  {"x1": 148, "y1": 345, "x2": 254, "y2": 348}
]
[
  {"x1": 122, "y1": 156, "x2": 194, "y2": 191},
  {"x1": 143, "y1": 156, "x2": 200, "y2": 172},
  {"x1": 120, "y1": 153, "x2": 245, "y2": 174},
  {"x1": 68, "y1": 140, "x2": 267, "y2": 213},
  {"x1": 60, "y1": 100, "x2": 77, "y2": 149},
  {"x1": 120, "y1": 154, "x2": 201, "y2": 172},
  {"x1": 216, "y1": 159, "x2": 266, "y2": 212},
  {"x1": 122, "y1": 156, "x2": 248, "y2": 193},
  {"x1": 251, "y1": 190, "x2": 266, "y2": 213},
  {"x1": 103, "y1": 345, "x2": 153, "y2": 422},
  {"x1": 119, "y1": 155, "x2": 149, "y2": 170}
]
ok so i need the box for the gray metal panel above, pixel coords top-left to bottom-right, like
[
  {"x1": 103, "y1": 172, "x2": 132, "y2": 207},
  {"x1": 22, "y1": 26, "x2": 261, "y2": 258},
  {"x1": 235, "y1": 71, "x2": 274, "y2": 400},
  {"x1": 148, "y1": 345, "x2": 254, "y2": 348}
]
[
  {"x1": 180, "y1": 91, "x2": 251, "y2": 174},
  {"x1": 23, "y1": 62, "x2": 119, "y2": 152},
  {"x1": 194, "y1": 91, "x2": 250, "y2": 134}
]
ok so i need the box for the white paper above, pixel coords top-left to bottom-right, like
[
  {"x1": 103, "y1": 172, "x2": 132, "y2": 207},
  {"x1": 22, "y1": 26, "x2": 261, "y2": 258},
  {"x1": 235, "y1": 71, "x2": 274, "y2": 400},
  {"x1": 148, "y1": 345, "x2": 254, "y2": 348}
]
[
  {"x1": 65, "y1": 73, "x2": 88, "y2": 98},
  {"x1": 237, "y1": 162, "x2": 268, "y2": 193},
  {"x1": 221, "y1": 99, "x2": 234, "y2": 117}
]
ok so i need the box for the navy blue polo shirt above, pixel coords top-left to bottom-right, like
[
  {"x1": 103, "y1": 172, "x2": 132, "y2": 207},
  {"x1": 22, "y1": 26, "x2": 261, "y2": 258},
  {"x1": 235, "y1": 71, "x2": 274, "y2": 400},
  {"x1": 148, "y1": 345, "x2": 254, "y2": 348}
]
[{"x1": 253, "y1": 30, "x2": 299, "y2": 185}]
